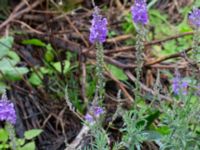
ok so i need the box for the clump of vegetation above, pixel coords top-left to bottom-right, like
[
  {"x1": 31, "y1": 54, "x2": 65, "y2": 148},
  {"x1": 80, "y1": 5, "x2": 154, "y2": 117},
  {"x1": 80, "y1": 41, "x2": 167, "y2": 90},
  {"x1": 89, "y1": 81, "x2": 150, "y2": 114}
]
[{"x1": 0, "y1": 0, "x2": 200, "y2": 150}]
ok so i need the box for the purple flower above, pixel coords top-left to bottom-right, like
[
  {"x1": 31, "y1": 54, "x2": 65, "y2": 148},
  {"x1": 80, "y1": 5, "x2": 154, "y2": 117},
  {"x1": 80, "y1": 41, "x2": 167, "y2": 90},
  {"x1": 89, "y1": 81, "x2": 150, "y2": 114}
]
[
  {"x1": 0, "y1": 93, "x2": 16, "y2": 124},
  {"x1": 85, "y1": 106, "x2": 104, "y2": 123},
  {"x1": 131, "y1": 0, "x2": 148, "y2": 25},
  {"x1": 181, "y1": 82, "x2": 188, "y2": 95},
  {"x1": 188, "y1": 8, "x2": 200, "y2": 28},
  {"x1": 89, "y1": 7, "x2": 108, "y2": 44},
  {"x1": 93, "y1": 106, "x2": 104, "y2": 117},
  {"x1": 172, "y1": 73, "x2": 188, "y2": 95},
  {"x1": 85, "y1": 113, "x2": 94, "y2": 123}
]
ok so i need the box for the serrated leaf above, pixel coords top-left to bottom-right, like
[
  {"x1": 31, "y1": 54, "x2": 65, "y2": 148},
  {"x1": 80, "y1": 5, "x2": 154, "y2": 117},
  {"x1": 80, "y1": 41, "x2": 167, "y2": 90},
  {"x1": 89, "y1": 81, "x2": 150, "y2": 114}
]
[
  {"x1": 0, "y1": 36, "x2": 13, "y2": 59},
  {"x1": 108, "y1": 64, "x2": 128, "y2": 81},
  {"x1": 22, "y1": 39, "x2": 46, "y2": 47},
  {"x1": 24, "y1": 129, "x2": 42, "y2": 140}
]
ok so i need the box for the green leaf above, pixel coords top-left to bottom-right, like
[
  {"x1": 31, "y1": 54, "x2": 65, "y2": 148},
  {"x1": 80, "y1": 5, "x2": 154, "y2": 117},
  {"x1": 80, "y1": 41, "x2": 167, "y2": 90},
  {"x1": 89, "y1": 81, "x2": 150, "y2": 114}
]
[
  {"x1": 156, "y1": 126, "x2": 171, "y2": 135},
  {"x1": 24, "y1": 129, "x2": 42, "y2": 140},
  {"x1": 6, "y1": 67, "x2": 29, "y2": 80},
  {"x1": 40, "y1": 67, "x2": 50, "y2": 74},
  {"x1": 107, "y1": 64, "x2": 128, "y2": 81},
  {"x1": 63, "y1": 60, "x2": 70, "y2": 73},
  {"x1": 52, "y1": 62, "x2": 62, "y2": 73},
  {"x1": 52, "y1": 60, "x2": 70, "y2": 73},
  {"x1": 0, "y1": 82, "x2": 8, "y2": 94},
  {"x1": 17, "y1": 138, "x2": 25, "y2": 146},
  {"x1": 0, "y1": 128, "x2": 9, "y2": 142},
  {"x1": 0, "y1": 144, "x2": 9, "y2": 149},
  {"x1": 19, "y1": 141, "x2": 35, "y2": 150},
  {"x1": 22, "y1": 39, "x2": 46, "y2": 47},
  {"x1": 44, "y1": 44, "x2": 55, "y2": 62},
  {"x1": 8, "y1": 51, "x2": 20, "y2": 63},
  {"x1": 0, "y1": 58, "x2": 29, "y2": 80},
  {"x1": 145, "y1": 110, "x2": 161, "y2": 128},
  {"x1": 0, "y1": 36, "x2": 13, "y2": 59},
  {"x1": 0, "y1": 58, "x2": 18, "y2": 69},
  {"x1": 29, "y1": 73, "x2": 43, "y2": 86}
]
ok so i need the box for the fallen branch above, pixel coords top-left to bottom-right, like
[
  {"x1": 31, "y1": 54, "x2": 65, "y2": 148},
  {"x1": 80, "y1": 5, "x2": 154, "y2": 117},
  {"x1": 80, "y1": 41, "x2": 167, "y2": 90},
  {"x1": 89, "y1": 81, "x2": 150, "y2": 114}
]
[{"x1": 145, "y1": 47, "x2": 192, "y2": 66}]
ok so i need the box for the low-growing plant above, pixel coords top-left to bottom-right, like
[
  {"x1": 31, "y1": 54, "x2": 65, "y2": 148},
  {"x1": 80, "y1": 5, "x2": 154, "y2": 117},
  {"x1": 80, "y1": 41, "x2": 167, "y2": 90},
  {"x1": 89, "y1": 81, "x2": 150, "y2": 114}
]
[
  {"x1": 0, "y1": 36, "x2": 29, "y2": 93},
  {"x1": 0, "y1": 128, "x2": 42, "y2": 150}
]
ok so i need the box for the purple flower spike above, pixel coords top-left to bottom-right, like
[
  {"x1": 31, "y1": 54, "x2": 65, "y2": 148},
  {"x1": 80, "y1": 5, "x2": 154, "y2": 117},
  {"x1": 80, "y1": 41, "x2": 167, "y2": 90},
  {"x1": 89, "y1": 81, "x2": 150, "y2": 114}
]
[
  {"x1": 131, "y1": 0, "x2": 148, "y2": 25},
  {"x1": 0, "y1": 93, "x2": 16, "y2": 124},
  {"x1": 89, "y1": 7, "x2": 108, "y2": 44},
  {"x1": 172, "y1": 76, "x2": 180, "y2": 95},
  {"x1": 181, "y1": 82, "x2": 188, "y2": 95},
  {"x1": 93, "y1": 106, "x2": 104, "y2": 117},
  {"x1": 172, "y1": 73, "x2": 188, "y2": 96},
  {"x1": 85, "y1": 113, "x2": 94, "y2": 123},
  {"x1": 188, "y1": 8, "x2": 200, "y2": 28},
  {"x1": 85, "y1": 106, "x2": 104, "y2": 124}
]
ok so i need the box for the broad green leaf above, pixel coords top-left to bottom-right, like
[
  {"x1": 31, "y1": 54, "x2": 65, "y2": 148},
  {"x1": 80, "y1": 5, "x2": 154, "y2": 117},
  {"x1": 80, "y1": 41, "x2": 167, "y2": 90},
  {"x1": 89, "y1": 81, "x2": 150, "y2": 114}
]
[
  {"x1": 22, "y1": 39, "x2": 46, "y2": 47},
  {"x1": 178, "y1": 22, "x2": 192, "y2": 33},
  {"x1": 19, "y1": 141, "x2": 35, "y2": 150},
  {"x1": 29, "y1": 73, "x2": 43, "y2": 86},
  {"x1": 63, "y1": 60, "x2": 70, "y2": 73},
  {"x1": 24, "y1": 129, "x2": 42, "y2": 140},
  {"x1": 0, "y1": 58, "x2": 18, "y2": 68},
  {"x1": 8, "y1": 51, "x2": 20, "y2": 63},
  {"x1": 40, "y1": 67, "x2": 50, "y2": 74},
  {"x1": 107, "y1": 64, "x2": 128, "y2": 81},
  {"x1": 52, "y1": 60, "x2": 70, "y2": 73},
  {"x1": 52, "y1": 62, "x2": 62, "y2": 73},
  {"x1": 5, "y1": 67, "x2": 29, "y2": 80},
  {"x1": 0, "y1": 128, "x2": 9, "y2": 142},
  {"x1": 17, "y1": 139, "x2": 25, "y2": 146},
  {"x1": 0, "y1": 144, "x2": 9, "y2": 149},
  {"x1": 0, "y1": 36, "x2": 13, "y2": 59},
  {"x1": 0, "y1": 58, "x2": 29, "y2": 80}
]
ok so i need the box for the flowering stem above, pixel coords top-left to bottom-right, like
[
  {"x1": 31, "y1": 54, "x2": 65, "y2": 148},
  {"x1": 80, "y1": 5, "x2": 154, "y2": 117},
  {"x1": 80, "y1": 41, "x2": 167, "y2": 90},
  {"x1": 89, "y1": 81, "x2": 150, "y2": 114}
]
[
  {"x1": 93, "y1": 42, "x2": 105, "y2": 105},
  {"x1": 5, "y1": 122, "x2": 16, "y2": 150},
  {"x1": 191, "y1": 27, "x2": 200, "y2": 89},
  {"x1": 192, "y1": 28, "x2": 200, "y2": 62},
  {"x1": 135, "y1": 26, "x2": 146, "y2": 100}
]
